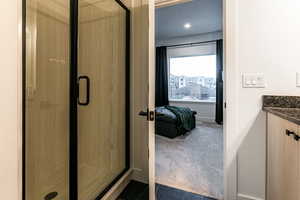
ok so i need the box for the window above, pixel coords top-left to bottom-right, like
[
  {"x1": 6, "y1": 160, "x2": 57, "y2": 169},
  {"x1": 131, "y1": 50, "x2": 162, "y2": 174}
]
[{"x1": 168, "y1": 55, "x2": 216, "y2": 102}]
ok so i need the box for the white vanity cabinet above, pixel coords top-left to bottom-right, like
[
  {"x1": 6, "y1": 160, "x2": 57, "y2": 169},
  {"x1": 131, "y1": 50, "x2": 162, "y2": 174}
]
[{"x1": 267, "y1": 113, "x2": 300, "y2": 200}]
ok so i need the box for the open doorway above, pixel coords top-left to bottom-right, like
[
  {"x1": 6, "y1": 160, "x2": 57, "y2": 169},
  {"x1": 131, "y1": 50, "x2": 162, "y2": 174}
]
[{"x1": 154, "y1": 0, "x2": 224, "y2": 199}]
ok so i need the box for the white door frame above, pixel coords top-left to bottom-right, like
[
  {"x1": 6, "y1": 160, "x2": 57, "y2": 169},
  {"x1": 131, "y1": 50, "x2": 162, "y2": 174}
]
[
  {"x1": 149, "y1": 0, "x2": 238, "y2": 199},
  {"x1": 148, "y1": 0, "x2": 156, "y2": 200}
]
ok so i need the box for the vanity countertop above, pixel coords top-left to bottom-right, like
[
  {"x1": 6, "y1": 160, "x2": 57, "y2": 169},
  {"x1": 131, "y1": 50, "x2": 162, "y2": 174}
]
[
  {"x1": 263, "y1": 107, "x2": 300, "y2": 125},
  {"x1": 263, "y1": 95, "x2": 300, "y2": 125}
]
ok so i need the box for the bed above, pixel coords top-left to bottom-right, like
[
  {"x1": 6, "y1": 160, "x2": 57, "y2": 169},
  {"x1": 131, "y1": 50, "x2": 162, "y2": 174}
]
[{"x1": 155, "y1": 106, "x2": 197, "y2": 138}]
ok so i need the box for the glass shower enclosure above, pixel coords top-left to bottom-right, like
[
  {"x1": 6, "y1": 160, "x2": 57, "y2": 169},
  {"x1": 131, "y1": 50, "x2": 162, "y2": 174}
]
[{"x1": 23, "y1": 0, "x2": 130, "y2": 199}]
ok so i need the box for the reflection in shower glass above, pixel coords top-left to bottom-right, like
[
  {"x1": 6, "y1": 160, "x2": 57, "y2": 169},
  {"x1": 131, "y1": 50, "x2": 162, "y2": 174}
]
[
  {"x1": 77, "y1": 0, "x2": 128, "y2": 199},
  {"x1": 25, "y1": 0, "x2": 70, "y2": 199}
]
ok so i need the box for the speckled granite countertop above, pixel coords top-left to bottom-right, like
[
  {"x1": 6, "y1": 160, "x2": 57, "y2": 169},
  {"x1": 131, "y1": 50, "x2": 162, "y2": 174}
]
[{"x1": 263, "y1": 95, "x2": 300, "y2": 125}]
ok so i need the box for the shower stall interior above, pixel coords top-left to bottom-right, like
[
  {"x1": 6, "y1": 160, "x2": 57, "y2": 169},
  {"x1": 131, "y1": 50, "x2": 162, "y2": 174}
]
[{"x1": 23, "y1": 0, "x2": 130, "y2": 199}]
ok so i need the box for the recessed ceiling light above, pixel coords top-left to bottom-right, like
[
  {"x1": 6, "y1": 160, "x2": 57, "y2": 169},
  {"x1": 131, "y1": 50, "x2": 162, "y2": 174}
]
[{"x1": 184, "y1": 23, "x2": 191, "y2": 29}]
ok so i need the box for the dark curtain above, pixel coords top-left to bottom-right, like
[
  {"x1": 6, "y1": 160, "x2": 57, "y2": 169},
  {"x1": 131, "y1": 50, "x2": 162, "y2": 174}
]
[
  {"x1": 215, "y1": 40, "x2": 223, "y2": 124},
  {"x1": 155, "y1": 46, "x2": 169, "y2": 107}
]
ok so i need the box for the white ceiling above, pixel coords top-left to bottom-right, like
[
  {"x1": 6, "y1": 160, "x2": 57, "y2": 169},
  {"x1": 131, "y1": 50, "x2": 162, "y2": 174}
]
[{"x1": 155, "y1": 0, "x2": 223, "y2": 40}]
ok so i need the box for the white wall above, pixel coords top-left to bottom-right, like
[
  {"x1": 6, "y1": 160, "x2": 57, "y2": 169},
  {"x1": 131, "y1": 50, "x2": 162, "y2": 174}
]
[
  {"x1": 225, "y1": 0, "x2": 300, "y2": 199},
  {"x1": 0, "y1": 0, "x2": 22, "y2": 200}
]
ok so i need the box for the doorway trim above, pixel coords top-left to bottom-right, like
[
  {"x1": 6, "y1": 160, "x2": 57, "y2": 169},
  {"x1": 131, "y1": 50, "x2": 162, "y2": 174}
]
[{"x1": 150, "y1": 0, "x2": 238, "y2": 199}]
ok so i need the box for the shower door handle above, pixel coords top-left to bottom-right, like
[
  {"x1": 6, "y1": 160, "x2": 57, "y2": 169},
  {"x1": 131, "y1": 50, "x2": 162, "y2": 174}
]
[{"x1": 78, "y1": 75, "x2": 90, "y2": 106}]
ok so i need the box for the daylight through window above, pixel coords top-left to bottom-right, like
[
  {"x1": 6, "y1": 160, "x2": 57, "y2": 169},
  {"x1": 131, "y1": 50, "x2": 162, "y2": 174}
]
[{"x1": 169, "y1": 55, "x2": 216, "y2": 102}]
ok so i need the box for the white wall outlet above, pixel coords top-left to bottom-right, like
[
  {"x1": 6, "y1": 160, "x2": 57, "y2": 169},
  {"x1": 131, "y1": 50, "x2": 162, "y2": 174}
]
[
  {"x1": 242, "y1": 73, "x2": 266, "y2": 88},
  {"x1": 297, "y1": 72, "x2": 300, "y2": 87}
]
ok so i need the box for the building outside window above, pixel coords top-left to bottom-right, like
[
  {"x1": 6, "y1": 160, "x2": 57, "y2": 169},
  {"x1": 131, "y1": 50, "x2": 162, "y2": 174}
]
[{"x1": 168, "y1": 45, "x2": 216, "y2": 102}]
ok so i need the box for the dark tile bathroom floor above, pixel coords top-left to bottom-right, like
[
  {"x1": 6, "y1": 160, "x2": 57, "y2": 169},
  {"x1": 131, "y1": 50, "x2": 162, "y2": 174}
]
[{"x1": 118, "y1": 181, "x2": 217, "y2": 200}]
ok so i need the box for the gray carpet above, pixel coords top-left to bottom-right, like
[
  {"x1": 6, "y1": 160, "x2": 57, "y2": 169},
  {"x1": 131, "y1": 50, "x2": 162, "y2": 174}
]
[{"x1": 155, "y1": 122, "x2": 223, "y2": 199}]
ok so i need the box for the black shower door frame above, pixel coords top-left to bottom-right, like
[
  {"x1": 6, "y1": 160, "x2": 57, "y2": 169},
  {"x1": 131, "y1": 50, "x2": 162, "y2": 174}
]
[
  {"x1": 22, "y1": 0, "x2": 131, "y2": 199},
  {"x1": 69, "y1": 0, "x2": 131, "y2": 199}
]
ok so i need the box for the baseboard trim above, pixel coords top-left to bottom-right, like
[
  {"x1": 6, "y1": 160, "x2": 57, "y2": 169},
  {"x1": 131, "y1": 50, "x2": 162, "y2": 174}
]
[
  {"x1": 131, "y1": 168, "x2": 149, "y2": 184},
  {"x1": 102, "y1": 169, "x2": 133, "y2": 200},
  {"x1": 237, "y1": 193, "x2": 264, "y2": 200},
  {"x1": 196, "y1": 118, "x2": 215, "y2": 124}
]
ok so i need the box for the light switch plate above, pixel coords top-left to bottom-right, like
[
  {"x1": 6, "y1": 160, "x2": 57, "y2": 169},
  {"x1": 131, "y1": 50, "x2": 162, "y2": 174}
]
[
  {"x1": 297, "y1": 72, "x2": 300, "y2": 87},
  {"x1": 242, "y1": 73, "x2": 266, "y2": 88}
]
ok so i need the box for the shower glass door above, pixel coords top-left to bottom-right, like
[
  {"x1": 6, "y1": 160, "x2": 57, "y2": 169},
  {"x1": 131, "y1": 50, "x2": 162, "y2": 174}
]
[
  {"x1": 24, "y1": 0, "x2": 70, "y2": 199},
  {"x1": 24, "y1": 0, "x2": 129, "y2": 199},
  {"x1": 77, "y1": 0, "x2": 129, "y2": 199}
]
